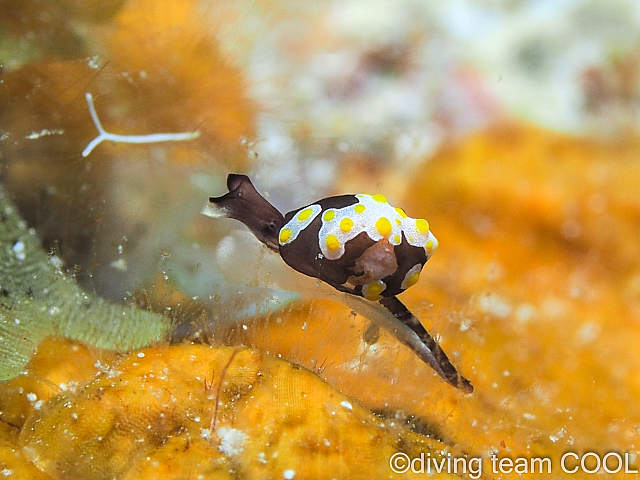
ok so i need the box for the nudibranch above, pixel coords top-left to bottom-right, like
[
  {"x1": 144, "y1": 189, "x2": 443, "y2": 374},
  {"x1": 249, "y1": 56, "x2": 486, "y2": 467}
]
[{"x1": 205, "y1": 174, "x2": 473, "y2": 393}]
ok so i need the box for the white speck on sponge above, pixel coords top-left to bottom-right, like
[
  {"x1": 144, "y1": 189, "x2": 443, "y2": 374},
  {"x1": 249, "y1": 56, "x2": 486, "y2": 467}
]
[
  {"x1": 217, "y1": 427, "x2": 248, "y2": 457},
  {"x1": 340, "y1": 400, "x2": 353, "y2": 410},
  {"x1": 283, "y1": 470, "x2": 296, "y2": 479}
]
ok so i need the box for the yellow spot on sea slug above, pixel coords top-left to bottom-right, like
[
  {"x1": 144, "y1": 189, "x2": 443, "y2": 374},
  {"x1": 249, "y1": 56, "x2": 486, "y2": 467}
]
[
  {"x1": 279, "y1": 228, "x2": 291, "y2": 244},
  {"x1": 297, "y1": 208, "x2": 313, "y2": 221},
  {"x1": 395, "y1": 207, "x2": 407, "y2": 218},
  {"x1": 426, "y1": 240, "x2": 434, "y2": 253},
  {"x1": 372, "y1": 194, "x2": 387, "y2": 203},
  {"x1": 393, "y1": 235, "x2": 401, "y2": 243},
  {"x1": 354, "y1": 204, "x2": 366, "y2": 214},
  {"x1": 340, "y1": 218, "x2": 353, "y2": 232},
  {"x1": 376, "y1": 217, "x2": 392, "y2": 237},
  {"x1": 363, "y1": 281, "x2": 384, "y2": 300},
  {"x1": 406, "y1": 271, "x2": 420, "y2": 288},
  {"x1": 416, "y1": 218, "x2": 430, "y2": 233},
  {"x1": 323, "y1": 210, "x2": 335, "y2": 222},
  {"x1": 395, "y1": 218, "x2": 402, "y2": 226},
  {"x1": 326, "y1": 234, "x2": 340, "y2": 251}
]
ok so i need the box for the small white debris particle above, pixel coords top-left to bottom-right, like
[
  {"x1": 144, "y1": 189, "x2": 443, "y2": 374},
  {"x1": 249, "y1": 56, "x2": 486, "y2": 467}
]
[
  {"x1": 137, "y1": 352, "x2": 145, "y2": 358},
  {"x1": 515, "y1": 304, "x2": 536, "y2": 323},
  {"x1": 340, "y1": 400, "x2": 353, "y2": 410},
  {"x1": 87, "y1": 55, "x2": 101, "y2": 69},
  {"x1": 523, "y1": 413, "x2": 536, "y2": 420},
  {"x1": 34, "y1": 400, "x2": 44, "y2": 410},
  {"x1": 50, "y1": 255, "x2": 64, "y2": 270},
  {"x1": 110, "y1": 258, "x2": 128, "y2": 271},
  {"x1": 576, "y1": 321, "x2": 600, "y2": 345},
  {"x1": 550, "y1": 428, "x2": 566, "y2": 442},
  {"x1": 242, "y1": 324, "x2": 248, "y2": 330},
  {"x1": 12, "y1": 240, "x2": 25, "y2": 260},
  {"x1": 49, "y1": 306, "x2": 60, "y2": 316},
  {"x1": 258, "y1": 452, "x2": 267, "y2": 464},
  {"x1": 283, "y1": 470, "x2": 296, "y2": 479},
  {"x1": 26, "y1": 393, "x2": 37, "y2": 402},
  {"x1": 479, "y1": 293, "x2": 512, "y2": 318},
  {"x1": 217, "y1": 427, "x2": 248, "y2": 457},
  {"x1": 1, "y1": 468, "x2": 13, "y2": 476},
  {"x1": 24, "y1": 129, "x2": 64, "y2": 140}
]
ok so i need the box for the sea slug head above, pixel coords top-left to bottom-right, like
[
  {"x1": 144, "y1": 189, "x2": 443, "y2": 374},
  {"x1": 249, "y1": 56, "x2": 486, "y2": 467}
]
[{"x1": 205, "y1": 174, "x2": 284, "y2": 252}]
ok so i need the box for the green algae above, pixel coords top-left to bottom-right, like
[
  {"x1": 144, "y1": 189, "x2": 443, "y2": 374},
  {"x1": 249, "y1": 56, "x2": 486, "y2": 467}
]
[{"x1": 0, "y1": 186, "x2": 171, "y2": 380}]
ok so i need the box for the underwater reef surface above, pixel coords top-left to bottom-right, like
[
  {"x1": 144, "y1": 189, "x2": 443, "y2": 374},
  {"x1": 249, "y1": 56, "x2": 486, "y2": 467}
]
[
  {"x1": 2, "y1": 122, "x2": 640, "y2": 478},
  {"x1": 2, "y1": 1, "x2": 640, "y2": 478},
  {"x1": 4, "y1": 339, "x2": 462, "y2": 480}
]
